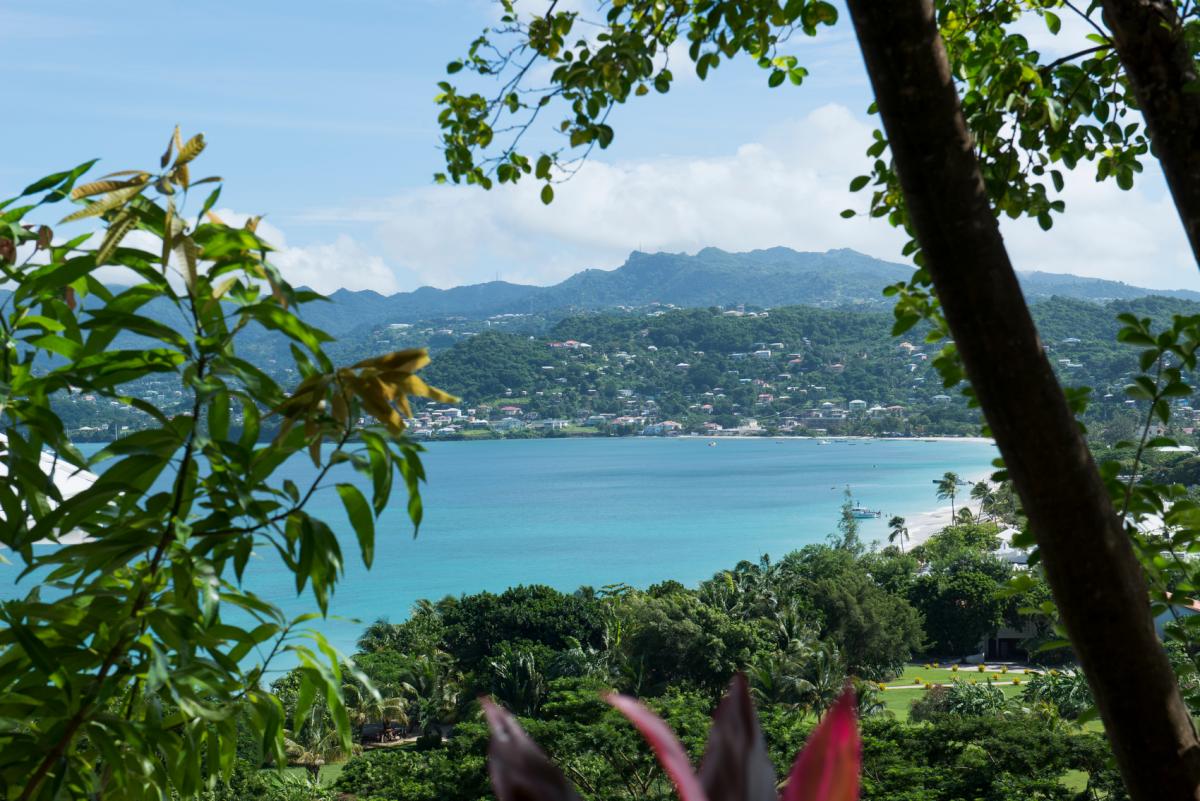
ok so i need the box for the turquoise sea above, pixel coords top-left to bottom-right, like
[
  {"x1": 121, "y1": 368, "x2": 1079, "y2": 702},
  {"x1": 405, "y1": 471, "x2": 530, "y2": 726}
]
[{"x1": 4, "y1": 437, "x2": 998, "y2": 661}]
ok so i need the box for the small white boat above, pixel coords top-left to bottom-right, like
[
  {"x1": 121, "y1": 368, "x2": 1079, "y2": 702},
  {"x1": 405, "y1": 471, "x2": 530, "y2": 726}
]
[{"x1": 850, "y1": 505, "x2": 882, "y2": 519}]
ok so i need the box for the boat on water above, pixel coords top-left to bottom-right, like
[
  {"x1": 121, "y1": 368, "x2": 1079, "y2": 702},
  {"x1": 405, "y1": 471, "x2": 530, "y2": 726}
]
[{"x1": 850, "y1": 505, "x2": 882, "y2": 519}]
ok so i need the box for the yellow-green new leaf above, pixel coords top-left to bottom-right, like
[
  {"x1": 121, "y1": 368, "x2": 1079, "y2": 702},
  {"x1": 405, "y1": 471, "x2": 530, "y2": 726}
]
[
  {"x1": 96, "y1": 209, "x2": 137, "y2": 265},
  {"x1": 70, "y1": 175, "x2": 149, "y2": 200},
  {"x1": 60, "y1": 185, "x2": 145, "y2": 223},
  {"x1": 174, "y1": 134, "x2": 206, "y2": 167}
]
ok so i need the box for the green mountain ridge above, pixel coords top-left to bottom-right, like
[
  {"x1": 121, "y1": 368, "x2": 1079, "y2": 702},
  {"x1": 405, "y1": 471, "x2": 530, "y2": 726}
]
[{"x1": 309, "y1": 247, "x2": 1200, "y2": 337}]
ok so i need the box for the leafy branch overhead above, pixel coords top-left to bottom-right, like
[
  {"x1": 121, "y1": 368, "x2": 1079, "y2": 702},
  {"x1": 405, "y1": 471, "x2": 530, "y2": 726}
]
[
  {"x1": 435, "y1": 0, "x2": 837, "y2": 202},
  {"x1": 0, "y1": 131, "x2": 453, "y2": 800},
  {"x1": 435, "y1": 0, "x2": 1153, "y2": 226},
  {"x1": 433, "y1": 0, "x2": 1170, "y2": 389}
]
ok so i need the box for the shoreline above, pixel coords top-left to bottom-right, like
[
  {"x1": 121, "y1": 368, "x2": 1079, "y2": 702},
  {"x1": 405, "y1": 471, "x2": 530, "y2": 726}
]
[
  {"x1": 677, "y1": 434, "x2": 995, "y2": 445},
  {"x1": 884, "y1": 465, "x2": 998, "y2": 549}
]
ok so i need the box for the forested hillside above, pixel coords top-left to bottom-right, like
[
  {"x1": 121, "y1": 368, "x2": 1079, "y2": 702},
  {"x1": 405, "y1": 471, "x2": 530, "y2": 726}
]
[{"x1": 406, "y1": 296, "x2": 1200, "y2": 440}]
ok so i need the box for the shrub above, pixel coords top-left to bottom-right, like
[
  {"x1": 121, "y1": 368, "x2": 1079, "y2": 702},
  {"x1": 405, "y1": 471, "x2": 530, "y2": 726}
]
[
  {"x1": 910, "y1": 680, "x2": 1008, "y2": 722},
  {"x1": 334, "y1": 748, "x2": 488, "y2": 801},
  {"x1": 1021, "y1": 670, "x2": 1094, "y2": 720}
]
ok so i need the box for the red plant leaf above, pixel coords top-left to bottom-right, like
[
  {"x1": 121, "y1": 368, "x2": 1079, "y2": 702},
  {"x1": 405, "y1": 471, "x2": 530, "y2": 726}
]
[
  {"x1": 782, "y1": 687, "x2": 860, "y2": 801},
  {"x1": 481, "y1": 697, "x2": 583, "y2": 801},
  {"x1": 606, "y1": 692, "x2": 710, "y2": 801},
  {"x1": 697, "y1": 674, "x2": 777, "y2": 801}
]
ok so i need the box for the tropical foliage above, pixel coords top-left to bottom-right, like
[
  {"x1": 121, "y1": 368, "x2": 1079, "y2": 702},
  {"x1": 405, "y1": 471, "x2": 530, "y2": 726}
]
[{"x1": 0, "y1": 137, "x2": 452, "y2": 800}]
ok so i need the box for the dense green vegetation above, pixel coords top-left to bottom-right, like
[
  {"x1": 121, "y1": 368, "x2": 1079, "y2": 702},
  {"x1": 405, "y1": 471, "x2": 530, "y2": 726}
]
[
  {"x1": 216, "y1": 500, "x2": 1129, "y2": 800},
  {"x1": 408, "y1": 296, "x2": 1200, "y2": 442},
  {"x1": 48, "y1": 283, "x2": 1200, "y2": 446}
]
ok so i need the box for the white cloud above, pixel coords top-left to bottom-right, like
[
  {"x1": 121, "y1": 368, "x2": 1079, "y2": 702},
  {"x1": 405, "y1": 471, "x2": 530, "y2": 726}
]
[
  {"x1": 270, "y1": 234, "x2": 404, "y2": 294},
  {"x1": 204, "y1": 212, "x2": 408, "y2": 294},
  {"x1": 294, "y1": 102, "x2": 1197, "y2": 294},
  {"x1": 1000, "y1": 166, "x2": 1198, "y2": 290},
  {"x1": 305, "y1": 103, "x2": 909, "y2": 288},
  {"x1": 80, "y1": 211, "x2": 406, "y2": 295}
]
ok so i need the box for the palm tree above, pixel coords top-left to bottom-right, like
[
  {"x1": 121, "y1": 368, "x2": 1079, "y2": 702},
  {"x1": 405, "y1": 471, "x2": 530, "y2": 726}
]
[
  {"x1": 970, "y1": 480, "x2": 996, "y2": 520},
  {"x1": 489, "y1": 646, "x2": 548, "y2": 716},
  {"x1": 802, "y1": 643, "x2": 846, "y2": 720},
  {"x1": 887, "y1": 515, "x2": 909, "y2": 553},
  {"x1": 772, "y1": 600, "x2": 815, "y2": 652},
  {"x1": 851, "y1": 678, "x2": 890, "y2": 719},
  {"x1": 343, "y1": 679, "x2": 409, "y2": 737},
  {"x1": 936, "y1": 471, "x2": 961, "y2": 519},
  {"x1": 400, "y1": 651, "x2": 465, "y2": 739},
  {"x1": 747, "y1": 650, "x2": 815, "y2": 713},
  {"x1": 283, "y1": 702, "x2": 352, "y2": 783},
  {"x1": 355, "y1": 618, "x2": 405, "y2": 653}
]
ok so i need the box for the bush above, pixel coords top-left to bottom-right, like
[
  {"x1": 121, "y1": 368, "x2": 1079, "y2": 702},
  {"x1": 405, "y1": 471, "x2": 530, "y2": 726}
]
[
  {"x1": 910, "y1": 680, "x2": 1008, "y2": 721},
  {"x1": 334, "y1": 747, "x2": 488, "y2": 801},
  {"x1": 1021, "y1": 670, "x2": 1094, "y2": 720}
]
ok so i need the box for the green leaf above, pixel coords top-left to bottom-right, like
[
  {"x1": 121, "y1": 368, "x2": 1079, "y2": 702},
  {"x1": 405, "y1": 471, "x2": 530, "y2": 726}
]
[
  {"x1": 21, "y1": 160, "x2": 98, "y2": 198},
  {"x1": 336, "y1": 483, "x2": 375, "y2": 568},
  {"x1": 540, "y1": 184, "x2": 554, "y2": 205}
]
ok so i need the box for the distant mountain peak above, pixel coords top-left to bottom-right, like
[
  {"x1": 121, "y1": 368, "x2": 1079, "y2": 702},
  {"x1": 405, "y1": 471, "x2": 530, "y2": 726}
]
[{"x1": 291, "y1": 246, "x2": 1200, "y2": 338}]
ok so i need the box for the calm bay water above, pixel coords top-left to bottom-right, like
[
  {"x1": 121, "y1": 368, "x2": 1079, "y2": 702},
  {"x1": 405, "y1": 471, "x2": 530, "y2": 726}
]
[{"x1": 5, "y1": 437, "x2": 998, "y2": 660}]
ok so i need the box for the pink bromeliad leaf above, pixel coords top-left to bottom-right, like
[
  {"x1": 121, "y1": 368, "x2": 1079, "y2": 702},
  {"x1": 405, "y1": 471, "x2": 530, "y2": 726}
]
[
  {"x1": 697, "y1": 674, "x2": 778, "y2": 801},
  {"x1": 781, "y1": 688, "x2": 860, "y2": 801},
  {"x1": 481, "y1": 697, "x2": 583, "y2": 801},
  {"x1": 605, "y1": 692, "x2": 711, "y2": 801}
]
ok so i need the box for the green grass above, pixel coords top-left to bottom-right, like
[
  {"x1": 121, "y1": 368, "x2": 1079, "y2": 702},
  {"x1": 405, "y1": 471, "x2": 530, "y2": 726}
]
[
  {"x1": 879, "y1": 687, "x2": 927, "y2": 720},
  {"x1": 1059, "y1": 769, "x2": 1089, "y2": 793},
  {"x1": 885, "y1": 663, "x2": 1042, "y2": 688},
  {"x1": 280, "y1": 763, "x2": 344, "y2": 786},
  {"x1": 878, "y1": 664, "x2": 1034, "y2": 722},
  {"x1": 459, "y1": 428, "x2": 499, "y2": 439}
]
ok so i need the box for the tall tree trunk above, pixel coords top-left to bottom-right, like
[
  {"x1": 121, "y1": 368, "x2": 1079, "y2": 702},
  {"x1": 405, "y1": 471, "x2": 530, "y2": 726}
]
[
  {"x1": 842, "y1": 1, "x2": 1200, "y2": 798},
  {"x1": 1100, "y1": 0, "x2": 1200, "y2": 265}
]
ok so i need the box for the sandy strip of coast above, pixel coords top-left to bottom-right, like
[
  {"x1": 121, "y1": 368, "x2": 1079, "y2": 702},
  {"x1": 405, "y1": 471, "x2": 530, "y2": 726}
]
[
  {"x1": 680, "y1": 434, "x2": 996, "y2": 444},
  {"x1": 903, "y1": 505, "x2": 960, "y2": 547}
]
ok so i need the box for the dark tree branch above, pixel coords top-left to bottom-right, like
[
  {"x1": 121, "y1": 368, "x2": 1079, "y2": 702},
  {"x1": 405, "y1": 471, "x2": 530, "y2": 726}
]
[
  {"x1": 1040, "y1": 43, "x2": 1110, "y2": 73},
  {"x1": 842, "y1": 0, "x2": 1200, "y2": 798},
  {"x1": 1100, "y1": 0, "x2": 1200, "y2": 266}
]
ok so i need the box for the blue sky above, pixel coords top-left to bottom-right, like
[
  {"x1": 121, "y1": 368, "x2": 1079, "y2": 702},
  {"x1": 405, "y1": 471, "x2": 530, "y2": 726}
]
[{"x1": 3, "y1": 1, "x2": 1195, "y2": 293}]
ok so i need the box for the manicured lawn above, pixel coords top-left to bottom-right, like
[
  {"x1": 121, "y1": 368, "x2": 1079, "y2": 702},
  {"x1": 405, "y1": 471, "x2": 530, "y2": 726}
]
[
  {"x1": 878, "y1": 681, "x2": 1027, "y2": 724},
  {"x1": 879, "y1": 687, "x2": 927, "y2": 720},
  {"x1": 885, "y1": 663, "x2": 1042, "y2": 688}
]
